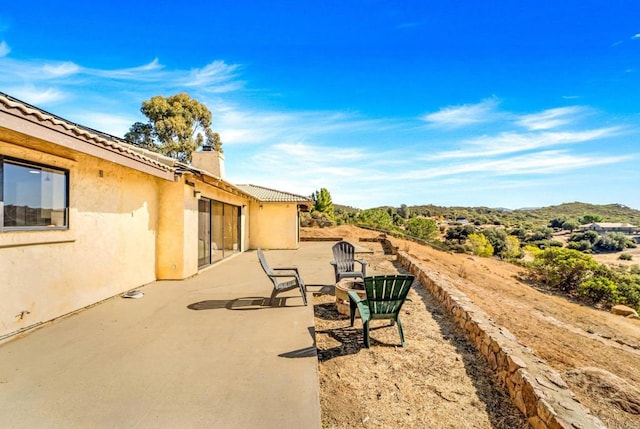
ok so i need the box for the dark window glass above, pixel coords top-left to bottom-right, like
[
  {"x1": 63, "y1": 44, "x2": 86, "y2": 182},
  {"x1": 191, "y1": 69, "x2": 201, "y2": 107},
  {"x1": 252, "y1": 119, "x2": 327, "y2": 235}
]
[{"x1": 2, "y1": 158, "x2": 68, "y2": 229}]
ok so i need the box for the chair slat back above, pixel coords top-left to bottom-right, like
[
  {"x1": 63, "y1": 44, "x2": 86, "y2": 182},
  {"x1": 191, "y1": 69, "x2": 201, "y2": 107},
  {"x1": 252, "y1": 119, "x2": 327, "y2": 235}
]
[
  {"x1": 257, "y1": 248, "x2": 276, "y2": 278},
  {"x1": 364, "y1": 275, "x2": 415, "y2": 315},
  {"x1": 332, "y1": 241, "x2": 356, "y2": 271}
]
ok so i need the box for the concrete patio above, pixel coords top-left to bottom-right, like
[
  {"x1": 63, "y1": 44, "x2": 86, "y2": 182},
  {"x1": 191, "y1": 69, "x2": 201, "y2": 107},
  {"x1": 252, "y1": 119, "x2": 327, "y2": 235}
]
[{"x1": 0, "y1": 242, "x2": 338, "y2": 429}]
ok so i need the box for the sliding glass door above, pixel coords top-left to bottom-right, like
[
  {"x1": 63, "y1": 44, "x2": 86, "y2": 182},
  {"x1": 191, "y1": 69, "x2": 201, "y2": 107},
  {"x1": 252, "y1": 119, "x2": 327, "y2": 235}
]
[
  {"x1": 212, "y1": 201, "x2": 224, "y2": 263},
  {"x1": 198, "y1": 199, "x2": 212, "y2": 268},
  {"x1": 200, "y1": 199, "x2": 241, "y2": 267}
]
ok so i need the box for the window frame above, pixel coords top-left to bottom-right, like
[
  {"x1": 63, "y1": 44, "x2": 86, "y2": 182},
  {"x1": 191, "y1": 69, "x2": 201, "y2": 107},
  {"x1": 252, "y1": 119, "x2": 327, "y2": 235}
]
[{"x1": 0, "y1": 156, "x2": 70, "y2": 232}]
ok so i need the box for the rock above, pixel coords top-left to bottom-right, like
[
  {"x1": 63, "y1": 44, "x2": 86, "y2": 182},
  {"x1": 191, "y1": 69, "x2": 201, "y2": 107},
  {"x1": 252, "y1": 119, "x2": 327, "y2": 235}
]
[
  {"x1": 566, "y1": 367, "x2": 640, "y2": 414},
  {"x1": 610, "y1": 305, "x2": 639, "y2": 318}
]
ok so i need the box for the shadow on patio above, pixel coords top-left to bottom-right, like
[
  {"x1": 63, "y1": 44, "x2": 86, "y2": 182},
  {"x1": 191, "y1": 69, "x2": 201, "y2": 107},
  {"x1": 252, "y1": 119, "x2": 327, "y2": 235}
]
[{"x1": 0, "y1": 242, "x2": 337, "y2": 429}]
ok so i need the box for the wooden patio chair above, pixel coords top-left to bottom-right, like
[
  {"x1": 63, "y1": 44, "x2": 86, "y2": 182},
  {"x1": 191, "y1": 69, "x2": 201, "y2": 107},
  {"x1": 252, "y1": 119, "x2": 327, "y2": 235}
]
[
  {"x1": 330, "y1": 241, "x2": 367, "y2": 283},
  {"x1": 348, "y1": 275, "x2": 415, "y2": 347},
  {"x1": 257, "y1": 248, "x2": 308, "y2": 306}
]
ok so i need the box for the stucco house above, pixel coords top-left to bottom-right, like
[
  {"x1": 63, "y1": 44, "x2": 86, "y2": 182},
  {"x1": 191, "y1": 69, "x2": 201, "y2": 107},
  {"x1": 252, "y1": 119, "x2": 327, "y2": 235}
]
[
  {"x1": 578, "y1": 222, "x2": 638, "y2": 235},
  {"x1": 0, "y1": 92, "x2": 311, "y2": 340}
]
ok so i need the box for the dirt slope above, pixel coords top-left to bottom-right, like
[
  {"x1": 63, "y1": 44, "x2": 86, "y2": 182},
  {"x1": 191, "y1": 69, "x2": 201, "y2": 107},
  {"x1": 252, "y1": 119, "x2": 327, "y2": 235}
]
[{"x1": 305, "y1": 226, "x2": 640, "y2": 428}]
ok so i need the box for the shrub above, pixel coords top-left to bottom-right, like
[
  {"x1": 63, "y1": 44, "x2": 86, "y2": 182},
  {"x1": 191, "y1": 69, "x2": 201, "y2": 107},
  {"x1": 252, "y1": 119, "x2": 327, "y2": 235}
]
[
  {"x1": 530, "y1": 247, "x2": 600, "y2": 292},
  {"x1": 619, "y1": 253, "x2": 633, "y2": 261},
  {"x1": 578, "y1": 277, "x2": 619, "y2": 304},
  {"x1": 501, "y1": 235, "x2": 523, "y2": 259},
  {"x1": 523, "y1": 244, "x2": 542, "y2": 256},
  {"x1": 569, "y1": 230, "x2": 599, "y2": 246},
  {"x1": 405, "y1": 217, "x2": 438, "y2": 241},
  {"x1": 616, "y1": 275, "x2": 640, "y2": 310},
  {"x1": 567, "y1": 240, "x2": 593, "y2": 252},
  {"x1": 482, "y1": 227, "x2": 508, "y2": 256},
  {"x1": 467, "y1": 233, "x2": 494, "y2": 257},
  {"x1": 596, "y1": 232, "x2": 634, "y2": 252},
  {"x1": 445, "y1": 224, "x2": 476, "y2": 243}
]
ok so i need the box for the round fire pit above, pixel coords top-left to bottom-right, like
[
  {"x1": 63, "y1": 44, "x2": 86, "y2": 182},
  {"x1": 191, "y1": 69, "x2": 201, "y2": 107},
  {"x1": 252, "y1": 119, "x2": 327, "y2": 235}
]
[{"x1": 335, "y1": 278, "x2": 366, "y2": 317}]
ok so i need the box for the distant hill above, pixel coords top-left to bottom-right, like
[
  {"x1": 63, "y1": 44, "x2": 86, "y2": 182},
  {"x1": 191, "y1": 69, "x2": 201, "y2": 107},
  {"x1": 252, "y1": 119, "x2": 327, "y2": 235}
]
[
  {"x1": 344, "y1": 202, "x2": 640, "y2": 227},
  {"x1": 334, "y1": 204, "x2": 361, "y2": 214},
  {"x1": 517, "y1": 202, "x2": 640, "y2": 225}
]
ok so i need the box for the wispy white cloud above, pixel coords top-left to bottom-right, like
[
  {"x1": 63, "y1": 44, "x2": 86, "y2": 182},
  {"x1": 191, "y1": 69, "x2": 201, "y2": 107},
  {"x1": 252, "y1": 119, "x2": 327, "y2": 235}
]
[
  {"x1": 43, "y1": 61, "x2": 81, "y2": 77},
  {"x1": 631, "y1": 34, "x2": 640, "y2": 40},
  {"x1": 425, "y1": 127, "x2": 623, "y2": 160},
  {"x1": 6, "y1": 85, "x2": 66, "y2": 104},
  {"x1": 180, "y1": 60, "x2": 243, "y2": 92},
  {"x1": 69, "y1": 111, "x2": 139, "y2": 137},
  {"x1": 517, "y1": 106, "x2": 587, "y2": 130},
  {"x1": 215, "y1": 102, "x2": 397, "y2": 146},
  {"x1": 421, "y1": 98, "x2": 501, "y2": 128},
  {"x1": 405, "y1": 150, "x2": 634, "y2": 180},
  {"x1": 0, "y1": 56, "x2": 243, "y2": 95},
  {"x1": 86, "y1": 58, "x2": 164, "y2": 80},
  {"x1": 0, "y1": 40, "x2": 9, "y2": 57}
]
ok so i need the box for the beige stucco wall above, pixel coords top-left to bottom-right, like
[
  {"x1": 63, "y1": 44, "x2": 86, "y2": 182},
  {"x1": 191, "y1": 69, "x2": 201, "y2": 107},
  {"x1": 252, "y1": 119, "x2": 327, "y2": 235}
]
[
  {"x1": 0, "y1": 139, "x2": 161, "y2": 339},
  {"x1": 1, "y1": 126, "x2": 299, "y2": 339},
  {"x1": 248, "y1": 201, "x2": 300, "y2": 250},
  {"x1": 155, "y1": 175, "x2": 252, "y2": 279}
]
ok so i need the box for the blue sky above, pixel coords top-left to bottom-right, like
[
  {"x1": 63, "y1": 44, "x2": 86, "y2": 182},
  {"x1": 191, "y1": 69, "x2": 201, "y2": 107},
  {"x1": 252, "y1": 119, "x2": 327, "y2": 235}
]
[{"x1": 1, "y1": 1, "x2": 639, "y2": 209}]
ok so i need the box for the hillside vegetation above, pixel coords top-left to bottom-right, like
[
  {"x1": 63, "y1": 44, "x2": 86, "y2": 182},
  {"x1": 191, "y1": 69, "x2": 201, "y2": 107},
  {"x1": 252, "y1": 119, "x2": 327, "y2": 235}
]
[
  {"x1": 392, "y1": 202, "x2": 640, "y2": 227},
  {"x1": 308, "y1": 201, "x2": 640, "y2": 312}
]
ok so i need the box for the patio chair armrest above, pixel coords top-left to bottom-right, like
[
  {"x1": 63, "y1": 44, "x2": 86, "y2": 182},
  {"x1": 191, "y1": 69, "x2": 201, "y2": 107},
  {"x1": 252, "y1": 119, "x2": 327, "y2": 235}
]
[
  {"x1": 270, "y1": 273, "x2": 298, "y2": 278},
  {"x1": 347, "y1": 290, "x2": 366, "y2": 305},
  {"x1": 355, "y1": 259, "x2": 367, "y2": 267},
  {"x1": 347, "y1": 290, "x2": 370, "y2": 324},
  {"x1": 330, "y1": 260, "x2": 337, "y2": 266},
  {"x1": 273, "y1": 267, "x2": 300, "y2": 273}
]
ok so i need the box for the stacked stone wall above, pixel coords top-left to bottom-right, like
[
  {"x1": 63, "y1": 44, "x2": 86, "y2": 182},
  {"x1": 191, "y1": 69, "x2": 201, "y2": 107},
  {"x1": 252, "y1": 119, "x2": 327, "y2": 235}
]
[{"x1": 391, "y1": 244, "x2": 606, "y2": 429}]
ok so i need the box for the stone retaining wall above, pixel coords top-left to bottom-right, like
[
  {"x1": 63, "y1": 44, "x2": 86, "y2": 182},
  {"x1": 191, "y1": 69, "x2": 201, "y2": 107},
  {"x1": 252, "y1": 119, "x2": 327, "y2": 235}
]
[{"x1": 392, "y1": 245, "x2": 606, "y2": 429}]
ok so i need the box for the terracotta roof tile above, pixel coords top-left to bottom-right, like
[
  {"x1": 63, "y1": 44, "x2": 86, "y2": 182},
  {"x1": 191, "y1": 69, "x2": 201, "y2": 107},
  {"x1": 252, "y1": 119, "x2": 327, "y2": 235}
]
[
  {"x1": 236, "y1": 184, "x2": 312, "y2": 203},
  {"x1": 0, "y1": 92, "x2": 173, "y2": 172}
]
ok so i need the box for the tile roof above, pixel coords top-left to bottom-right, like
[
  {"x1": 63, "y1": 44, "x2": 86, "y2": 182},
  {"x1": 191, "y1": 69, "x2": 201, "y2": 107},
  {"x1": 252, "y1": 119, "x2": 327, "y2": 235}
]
[
  {"x1": 0, "y1": 92, "x2": 174, "y2": 172},
  {"x1": 236, "y1": 184, "x2": 312, "y2": 203},
  {"x1": 0, "y1": 92, "x2": 308, "y2": 205},
  {"x1": 581, "y1": 222, "x2": 637, "y2": 228}
]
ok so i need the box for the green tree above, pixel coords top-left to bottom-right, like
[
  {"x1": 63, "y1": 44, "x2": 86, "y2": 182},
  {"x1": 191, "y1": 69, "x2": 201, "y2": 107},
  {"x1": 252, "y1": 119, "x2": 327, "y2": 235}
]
[
  {"x1": 467, "y1": 233, "x2": 494, "y2": 257},
  {"x1": 530, "y1": 226, "x2": 554, "y2": 241},
  {"x1": 569, "y1": 230, "x2": 599, "y2": 246},
  {"x1": 356, "y1": 208, "x2": 394, "y2": 230},
  {"x1": 596, "y1": 232, "x2": 636, "y2": 252},
  {"x1": 397, "y1": 204, "x2": 410, "y2": 219},
  {"x1": 529, "y1": 248, "x2": 600, "y2": 292},
  {"x1": 405, "y1": 217, "x2": 438, "y2": 241},
  {"x1": 482, "y1": 227, "x2": 508, "y2": 255},
  {"x1": 124, "y1": 93, "x2": 220, "y2": 162},
  {"x1": 580, "y1": 214, "x2": 603, "y2": 224},
  {"x1": 445, "y1": 224, "x2": 476, "y2": 243},
  {"x1": 548, "y1": 217, "x2": 567, "y2": 229},
  {"x1": 310, "y1": 188, "x2": 334, "y2": 218},
  {"x1": 124, "y1": 122, "x2": 154, "y2": 150},
  {"x1": 561, "y1": 220, "x2": 580, "y2": 231}
]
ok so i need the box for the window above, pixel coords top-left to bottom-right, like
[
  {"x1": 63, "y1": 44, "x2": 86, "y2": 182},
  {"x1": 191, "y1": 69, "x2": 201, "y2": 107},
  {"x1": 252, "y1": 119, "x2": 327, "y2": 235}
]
[{"x1": 1, "y1": 157, "x2": 68, "y2": 230}]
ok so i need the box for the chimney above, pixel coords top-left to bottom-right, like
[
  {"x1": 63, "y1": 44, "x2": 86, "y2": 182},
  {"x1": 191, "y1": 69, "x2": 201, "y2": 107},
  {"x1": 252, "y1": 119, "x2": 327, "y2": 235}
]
[{"x1": 191, "y1": 146, "x2": 225, "y2": 179}]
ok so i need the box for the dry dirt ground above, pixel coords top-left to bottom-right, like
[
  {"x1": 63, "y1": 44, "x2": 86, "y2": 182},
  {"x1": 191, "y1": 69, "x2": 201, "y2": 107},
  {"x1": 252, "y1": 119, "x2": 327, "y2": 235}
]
[{"x1": 304, "y1": 226, "x2": 640, "y2": 429}]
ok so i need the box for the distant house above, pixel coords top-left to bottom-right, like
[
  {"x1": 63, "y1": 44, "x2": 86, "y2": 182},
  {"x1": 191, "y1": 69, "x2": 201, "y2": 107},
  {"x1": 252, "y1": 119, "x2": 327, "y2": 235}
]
[
  {"x1": 578, "y1": 222, "x2": 638, "y2": 235},
  {"x1": 0, "y1": 92, "x2": 311, "y2": 340}
]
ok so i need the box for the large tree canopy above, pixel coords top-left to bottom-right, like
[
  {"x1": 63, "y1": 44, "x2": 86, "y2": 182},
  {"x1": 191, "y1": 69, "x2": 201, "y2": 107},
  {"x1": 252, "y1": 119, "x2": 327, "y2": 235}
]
[{"x1": 124, "y1": 93, "x2": 222, "y2": 162}]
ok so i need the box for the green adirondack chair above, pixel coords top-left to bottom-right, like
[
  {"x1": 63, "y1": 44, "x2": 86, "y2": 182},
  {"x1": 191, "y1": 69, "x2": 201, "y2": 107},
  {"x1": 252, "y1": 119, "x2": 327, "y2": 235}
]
[{"x1": 348, "y1": 275, "x2": 415, "y2": 348}]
